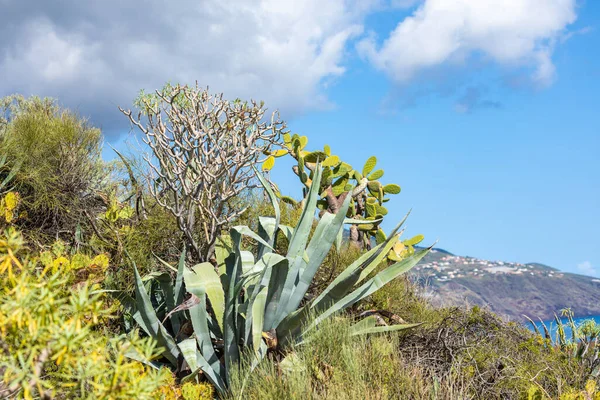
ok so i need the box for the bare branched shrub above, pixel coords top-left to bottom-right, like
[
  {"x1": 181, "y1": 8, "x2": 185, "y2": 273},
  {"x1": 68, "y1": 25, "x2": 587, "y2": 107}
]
[{"x1": 120, "y1": 83, "x2": 286, "y2": 262}]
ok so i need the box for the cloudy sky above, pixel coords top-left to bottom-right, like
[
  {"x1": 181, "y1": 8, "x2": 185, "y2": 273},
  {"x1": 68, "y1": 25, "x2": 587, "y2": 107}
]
[{"x1": 1, "y1": 0, "x2": 598, "y2": 275}]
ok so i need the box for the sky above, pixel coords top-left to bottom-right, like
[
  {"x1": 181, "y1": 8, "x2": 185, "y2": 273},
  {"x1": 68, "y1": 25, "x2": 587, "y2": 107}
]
[{"x1": 0, "y1": 0, "x2": 598, "y2": 275}]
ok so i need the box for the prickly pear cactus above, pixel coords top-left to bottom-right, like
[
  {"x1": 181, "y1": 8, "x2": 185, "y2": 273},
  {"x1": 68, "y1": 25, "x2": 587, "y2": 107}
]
[{"x1": 264, "y1": 133, "x2": 417, "y2": 253}]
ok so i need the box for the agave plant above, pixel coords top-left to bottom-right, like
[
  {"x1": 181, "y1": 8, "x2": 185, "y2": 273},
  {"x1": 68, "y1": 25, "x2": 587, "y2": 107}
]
[
  {"x1": 120, "y1": 164, "x2": 430, "y2": 395},
  {"x1": 526, "y1": 309, "x2": 600, "y2": 379}
]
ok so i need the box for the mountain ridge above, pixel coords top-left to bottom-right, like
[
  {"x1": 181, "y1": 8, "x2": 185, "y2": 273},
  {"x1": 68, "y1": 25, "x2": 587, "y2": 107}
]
[{"x1": 411, "y1": 247, "x2": 600, "y2": 321}]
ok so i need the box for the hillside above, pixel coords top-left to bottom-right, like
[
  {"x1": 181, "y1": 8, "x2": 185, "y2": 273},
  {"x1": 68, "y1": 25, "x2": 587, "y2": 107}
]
[{"x1": 411, "y1": 248, "x2": 600, "y2": 321}]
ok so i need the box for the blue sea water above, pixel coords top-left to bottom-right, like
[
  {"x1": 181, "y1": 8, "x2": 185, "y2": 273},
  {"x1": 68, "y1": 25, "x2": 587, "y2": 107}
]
[{"x1": 525, "y1": 315, "x2": 600, "y2": 341}]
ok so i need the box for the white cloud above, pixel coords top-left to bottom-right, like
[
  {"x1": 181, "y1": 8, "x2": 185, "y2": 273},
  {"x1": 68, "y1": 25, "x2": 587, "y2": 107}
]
[
  {"x1": 0, "y1": 0, "x2": 582, "y2": 131},
  {"x1": 0, "y1": 0, "x2": 375, "y2": 135},
  {"x1": 577, "y1": 261, "x2": 597, "y2": 277},
  {"x1": 358, "y1": 0, "x2": 577, "y2": 87}
]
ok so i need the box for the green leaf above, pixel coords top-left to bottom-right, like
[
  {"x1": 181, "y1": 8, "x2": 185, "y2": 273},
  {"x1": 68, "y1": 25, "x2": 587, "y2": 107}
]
[
  {"x1": 304, "y1": 151, "x2": 327, "y2": 163},
  {"x1": 332, "y1": 162, "x2": 351, "y2": 178},
  {"x1": 324, "y1": 144, "x2": 331, "y2": 156},
  {"x1": 350, "y1": 318, "x2": 422, "y2": 336},
  {"x1": 186, "y1": 262, "x2": 225, "y2": 336},
  {"x1": 132, "y1": 263, "x2": 180, "y2": 365},
  {"x1": 368, "y1": 169, "x2": 384, "y2": 180},
  {"x1": 322, "y1": 155, "x2": 340, "y2": 167},
  {"x1": 262, "y1": 156, "x2": 275, "y2": 171},
  {"x1": 178, "y1": 338, "x2": 226, "y2": 393},
  {"x1": 362, "y1": 156, "x2": 377, "y2": 176},
  {"x1": 283, "y1": 193, "x2": 352, "y2": 319},
  {"x1": 307, "y1": 247, "x2": 431, "y2": 332},
  {"x1": 287, "y1": 164, "x2": 322, "y2": 259},
  {"x1": 373, "y1": 229, "x2": 385, "y2": 245},
  {"x1": 252, "y1": 286, "x2": 268, "y2": 354},
  {"x1": 271, "y1": 149, "x2": 289, "y2": 157},
  {"x1": 375, "y1": 205, "x2": 388, "y2": 216},
  {"x1": 263, "y1": 257, "x2": 290, "y2": 330},
  {"x1": 310, "y1": 234, "x2": 400, "y2": 312},
  {"x1": 383, "y1": 184, "x2": 401, "y2": 194},
  {"x1": 403, "y1": 234, "x2": 424, "y2": 246},
  {"x1": 332, "y1": 176, "x2": 349, "y2": 196},
  {"x1": 254, "y1": 167, "x2": 281, "y2": 253},
  {"x1": 299, "y1": 135, "x2": 308, "y2": 149},
  {"x1": 231, "y1": 225, "x2": 273, "y2": 251},
  {"x1": 367, "y1": 181, "x2": 381, "y2": 192}
]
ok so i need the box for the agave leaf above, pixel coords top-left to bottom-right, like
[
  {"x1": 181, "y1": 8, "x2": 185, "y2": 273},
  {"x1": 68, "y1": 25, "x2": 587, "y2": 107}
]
[
  {"x1": 287, "y1": 163, "x2": 322, "y2": 259},
  {"x1": 278, "y1": 224, "x2": 295, "y2": 241},
  {"x1": 114, "y1": 292, "x2": 149, "y2": 336},
  {"x1": 223, "y1": 229, "x2": 244, "y2": 377},
  {"x1": 263, "y1": 257, "x2": 290, "y2": 331},
  {"x1": 153, "y1": 253, "x2": 178, "y2": 273},
  {"x1": 178, "y1": 338, "x2": 227, "y2": 393},
  {"x1": 231, "y1": 225, "x2": 273, "y2": 252},
  {"x1": 283, "y1": 194, "x2": 352, "y2": 319},
  {"x1": 523, "y1": 315, "x2": 541, "y2": 336},
  {"x1": 238, "y1": 250, "x2": 257, "y2": 276},
  {"x1": 143, "y1": 271, "x2": 176, "y2": 326},
  {"x1": 348, "y1": 315, "x2": 379, "y2": 334},
  {"x1": 307, "y1": 247, "x2": 431, "y2": 332},
  {"x1": 243, "y1": 253, "x2": 285, "y2": 344},
  {"x1": 311, "y1": 213, "x2": 410, "y2": 312},
  {"x1": 254, "y1": 167, "x2": 281, "y2": 251},
  {"x1": 351, "y1": 322, "x2": 422, "y2": 336},
  {"x1": 112, "y1": 146, "x2": 138, "y2": 186},
  {"x1": 187, "y1": 298, "x2": 222, "y2": 379},
  {"x1": 311, "y1": 234, "x2": 400, "y2": 312},
  {"x1": 187, "y1": 262, "x2": 225, "y2": 337},
  {"x1": 132, "y1": 263, "x2": 180, "y2": 365},
  {"x1": 539, "y1": 318, "x2": 552, "y2": 341},
  {"x1": 335, "y1": 225, "x2": 343, "y2": 252},
  {"x1": 123, "y1": 344, "x2": 161, "y2": 370},
  {"x1": 258, "y1": 216, "x2": 277, "y2": 245},
  {"x1": 273, "y1": 165, "x2": 323, "y2": 323},
  {"x1": 215, "y1": 235, "x2": 232, "y2": 273},
  {"x1": 251, "y1": 286, "x2": 268, "y2": 353},
  {"x1": 278, "y1": 229, "x2": 408, "y2": 344},
  {"x1": 171, "y1": 249, "x2": 187, "y2": 335}
]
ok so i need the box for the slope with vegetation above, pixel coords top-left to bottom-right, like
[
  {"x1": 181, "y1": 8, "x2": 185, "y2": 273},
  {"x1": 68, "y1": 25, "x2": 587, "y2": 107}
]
[
  {"x1": 0, "y1": 89, "x2": 599, "y2": 399},
  {"x1": 413, "y1": 248, "x2": 600, "y2": 321}
]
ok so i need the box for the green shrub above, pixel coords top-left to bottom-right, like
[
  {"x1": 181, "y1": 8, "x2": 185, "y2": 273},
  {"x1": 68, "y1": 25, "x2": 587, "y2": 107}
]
[
  {"x1": 0, "y1": 229, "x2": 170, "y2": 399},
  {"x1": 0, "y1": 95, "x2": 107, "y2": 240}
]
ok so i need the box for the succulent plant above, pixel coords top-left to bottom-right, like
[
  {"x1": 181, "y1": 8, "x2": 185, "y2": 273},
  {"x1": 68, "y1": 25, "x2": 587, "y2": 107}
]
[
  {"x1": 263, "y1": 134, "x2": 417, "y2": 255},
  {"x1": 120, "y1": 164, "x2": 430, "y2": 395}
]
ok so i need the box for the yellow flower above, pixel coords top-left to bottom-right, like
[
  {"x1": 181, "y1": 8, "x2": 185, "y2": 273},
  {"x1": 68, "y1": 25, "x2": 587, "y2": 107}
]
[
  {"x1": 91, "y1": 254, "x2": 110, "y2": 271},
  {"x1": 52, "y1": 256, "x2": 71, "y2": 274}
]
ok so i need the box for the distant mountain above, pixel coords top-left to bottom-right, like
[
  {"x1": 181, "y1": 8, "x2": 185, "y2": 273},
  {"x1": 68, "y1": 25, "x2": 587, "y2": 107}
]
[{"x1": 411, "y1": 248, "x2": 600, "y2": 321}]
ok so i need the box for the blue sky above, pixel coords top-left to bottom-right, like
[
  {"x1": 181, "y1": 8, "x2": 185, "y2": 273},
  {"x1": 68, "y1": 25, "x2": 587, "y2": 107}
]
[
  {"x1": 272, "y1": 2, "x2": 600, "y2": 275},
  {"x1": 1, "y1": 0, "x2": 598, "y2": 275}
]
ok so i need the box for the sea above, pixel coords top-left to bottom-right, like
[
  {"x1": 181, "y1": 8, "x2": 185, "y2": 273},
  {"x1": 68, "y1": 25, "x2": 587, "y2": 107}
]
[{"x1": 526, "y1": 315, "x2": 600, "y2": 341}]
